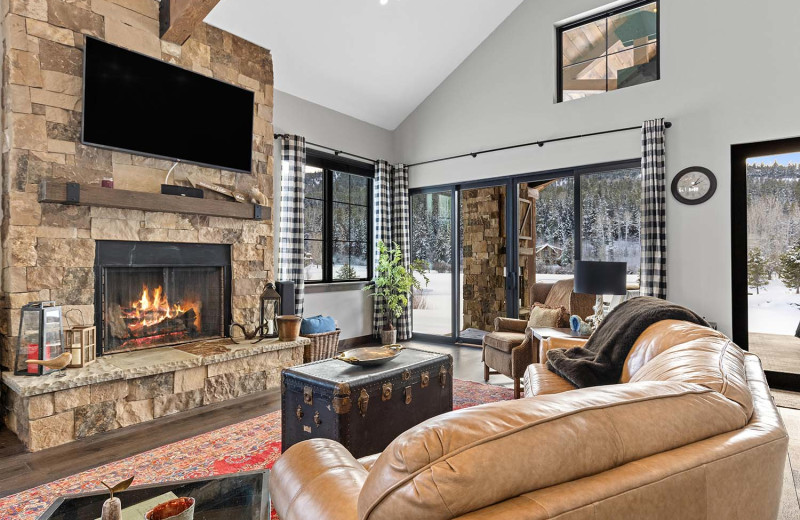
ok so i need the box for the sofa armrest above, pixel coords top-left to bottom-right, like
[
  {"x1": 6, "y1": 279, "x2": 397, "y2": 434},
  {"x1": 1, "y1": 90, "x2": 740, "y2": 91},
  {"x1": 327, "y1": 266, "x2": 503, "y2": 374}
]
[
  {"x1": 494, "y1": 317, "x2": 528, "y2": 333},
  {"x1": 539, "y1": 336, "x2": 589, "y2": 364},
  {"x1": 270, "y1": 439, "x2": 368, "y2": 520}
]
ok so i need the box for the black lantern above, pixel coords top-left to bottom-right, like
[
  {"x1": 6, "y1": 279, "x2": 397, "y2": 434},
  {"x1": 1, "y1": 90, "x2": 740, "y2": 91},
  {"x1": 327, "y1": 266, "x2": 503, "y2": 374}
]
[
  {"x1": 14, "y1": 301, "x2": 65, "y2": 376},
  {"x1": 259, "y1": 283, "x2": 281, "y2": 339}
]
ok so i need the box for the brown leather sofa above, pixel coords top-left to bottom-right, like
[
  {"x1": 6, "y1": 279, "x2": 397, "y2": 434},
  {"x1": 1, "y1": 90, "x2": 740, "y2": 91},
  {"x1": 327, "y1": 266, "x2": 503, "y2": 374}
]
[
  {"x1": 270, "y1": 319, "x2": 788, "y2": 520},
  {"x1": 482, "y1": 279, "x2": 594, "y2": 398}
]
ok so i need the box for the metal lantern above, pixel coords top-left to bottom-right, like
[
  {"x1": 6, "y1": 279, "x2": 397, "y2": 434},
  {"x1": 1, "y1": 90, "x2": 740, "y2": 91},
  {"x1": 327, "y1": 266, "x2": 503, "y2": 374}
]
[
  {"x1": 259, "y1": 283, "x2": 281, "y2": 339},
  {"x1": 63, "y1": 309, "x2": 96, "y2": 368},
  {"x1": 14, "y1": 301, "x2": 65, "y2": 376}
]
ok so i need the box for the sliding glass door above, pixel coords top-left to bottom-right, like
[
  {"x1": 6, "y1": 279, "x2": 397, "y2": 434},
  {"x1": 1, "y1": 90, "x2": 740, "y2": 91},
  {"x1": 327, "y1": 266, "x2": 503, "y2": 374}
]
[
  {"x1": 459, "y1": 181, "x2": 513, "y2": 343},
  {"x1": 411, "y1": 189, "x2": 457, "y2": 337},
  {"x1": 516, "y1": 176, "x2": 575, "y2": 317},
  {"x1": 409, "y1": 159, "x2": 641, "y2": 345},
  {"x1": 733, "y1": 137, "x2": 800, "y2": 387}
]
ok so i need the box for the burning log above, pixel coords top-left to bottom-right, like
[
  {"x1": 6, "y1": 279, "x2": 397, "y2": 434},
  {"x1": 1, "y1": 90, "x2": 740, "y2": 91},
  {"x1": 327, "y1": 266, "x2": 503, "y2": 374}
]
[{"x1": 116, "y1": 308, "x2": 198, "y2": 340}]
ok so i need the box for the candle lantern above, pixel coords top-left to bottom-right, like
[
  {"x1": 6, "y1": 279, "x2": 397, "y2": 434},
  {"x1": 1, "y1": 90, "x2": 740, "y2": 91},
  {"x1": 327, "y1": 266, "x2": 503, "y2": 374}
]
[
  {"x1": 14, "y1": 301, "x2": 65, "y2": 376},
  {"x1": 64, "y1": 309, "x2": 96, "y2": 368},
  {"x1": 259, "y1": 283, "x2": 281, "y2": 339}
]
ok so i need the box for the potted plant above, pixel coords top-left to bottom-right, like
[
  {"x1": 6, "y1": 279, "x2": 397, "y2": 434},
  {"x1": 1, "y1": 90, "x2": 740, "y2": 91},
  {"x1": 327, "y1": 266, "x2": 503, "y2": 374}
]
[{"x1": 364, "y1": 241, "x2": 429, "y2": 344}]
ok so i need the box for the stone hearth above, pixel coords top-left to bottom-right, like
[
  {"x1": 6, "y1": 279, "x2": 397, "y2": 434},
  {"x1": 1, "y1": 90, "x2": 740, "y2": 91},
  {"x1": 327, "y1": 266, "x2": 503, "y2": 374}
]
[{"x1": 2, "y1": 338, "x2": 308, "y2": 451}]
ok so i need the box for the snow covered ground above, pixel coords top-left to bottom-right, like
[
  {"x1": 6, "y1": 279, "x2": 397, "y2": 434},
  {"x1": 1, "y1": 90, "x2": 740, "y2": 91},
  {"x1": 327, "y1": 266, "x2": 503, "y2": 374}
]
[{"x1": 748, "y1": 277, "x2": 800, "y2": 335}]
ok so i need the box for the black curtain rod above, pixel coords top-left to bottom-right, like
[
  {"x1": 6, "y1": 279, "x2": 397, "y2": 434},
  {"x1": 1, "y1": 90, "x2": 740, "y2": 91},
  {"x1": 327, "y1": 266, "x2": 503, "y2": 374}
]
[
  {"x1": 274, "y1": 134, "x2": 377, "y2": 164},
  {"x1": 406, "y1": 121, "x2": 673, "y2": 168}
]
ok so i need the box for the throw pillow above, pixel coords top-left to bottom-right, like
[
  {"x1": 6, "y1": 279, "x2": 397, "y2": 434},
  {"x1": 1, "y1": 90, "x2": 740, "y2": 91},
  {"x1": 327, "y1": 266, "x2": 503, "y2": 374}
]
[
  {"x1": 527, "y1": 303, "x2": 570, "y2": 329},
  {"x1": 300, "y1": 315, "x2": 337, "y2": 335}
]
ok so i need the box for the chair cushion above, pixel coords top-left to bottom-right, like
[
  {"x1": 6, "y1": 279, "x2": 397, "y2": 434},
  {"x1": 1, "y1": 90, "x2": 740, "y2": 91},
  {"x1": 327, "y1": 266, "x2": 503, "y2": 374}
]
[
  {"x1": 523, "y1": 363, "x2": 577, "y2": 397},
  {"x1": 527, "y1": 303, "x2": 569, "y2": 328},
  {"x1": 483, "y1": 331, "x2": 526, "y2": 354},
  {"x1": 543, "y1": 279, "x2": 574, "y2": 309}
]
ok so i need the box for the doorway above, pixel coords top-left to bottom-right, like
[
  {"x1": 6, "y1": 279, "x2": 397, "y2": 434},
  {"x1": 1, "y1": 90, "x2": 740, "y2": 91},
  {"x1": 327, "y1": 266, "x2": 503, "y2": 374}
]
[{"x1": 732, "y1": 137, "x2": 800, "y2": 388}]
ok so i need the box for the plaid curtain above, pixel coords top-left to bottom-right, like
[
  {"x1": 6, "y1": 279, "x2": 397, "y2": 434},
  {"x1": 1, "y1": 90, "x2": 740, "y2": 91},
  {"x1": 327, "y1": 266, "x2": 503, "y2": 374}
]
[
  {"x1": 391, "y1": 164, "x2": 412, "y2": 340},
  {"x1": 640, "y1": 119, "x2": 667, "y2": 299},
  {"x1": 372, "y1": 160, "x2": 392, "y2": 336},
  {"x1": 278, "y1": 135, "x2": 306, "y2": 315}
]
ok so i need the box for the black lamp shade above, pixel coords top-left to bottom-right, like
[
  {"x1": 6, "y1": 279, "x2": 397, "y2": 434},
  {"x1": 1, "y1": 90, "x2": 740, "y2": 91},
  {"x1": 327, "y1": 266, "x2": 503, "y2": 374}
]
[{"x1": 574, "y1": 261, "x2": 628, "y2": 295}]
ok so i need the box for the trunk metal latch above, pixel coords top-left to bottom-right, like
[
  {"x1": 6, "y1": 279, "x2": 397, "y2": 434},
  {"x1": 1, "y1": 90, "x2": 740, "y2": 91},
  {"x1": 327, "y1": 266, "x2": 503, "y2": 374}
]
[{"x1": 357, "y1": 388, "x2": 369, "y2": 417}]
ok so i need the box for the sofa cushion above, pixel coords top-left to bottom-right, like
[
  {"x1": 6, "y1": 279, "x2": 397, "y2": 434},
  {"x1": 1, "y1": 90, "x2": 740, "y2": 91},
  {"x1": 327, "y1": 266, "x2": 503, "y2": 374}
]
[
  {"x1": 622, "y1": 319, "x2": 728, "y2": 382},
  {"x1": 483, "y1": 331, "x2": 526, "y2": 354},
  {"x1": 357, "y1": 381, "x2": 749, "y2": 520},
  {"x1": 629, "y1": 337, "x2": 753, "y2": 419},
  {"x1": 523, "y1": 363, "x2": 576, "y2": 397},
  {"x1": 543, "y1": 279, "x2": 574, "y2": 309}
]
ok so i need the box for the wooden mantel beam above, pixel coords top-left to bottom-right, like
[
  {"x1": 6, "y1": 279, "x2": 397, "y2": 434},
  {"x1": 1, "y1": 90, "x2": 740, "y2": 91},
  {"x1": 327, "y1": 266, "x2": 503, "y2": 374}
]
[{"x1": 160, "y1": 0, "x2": 221, "y2": 45}]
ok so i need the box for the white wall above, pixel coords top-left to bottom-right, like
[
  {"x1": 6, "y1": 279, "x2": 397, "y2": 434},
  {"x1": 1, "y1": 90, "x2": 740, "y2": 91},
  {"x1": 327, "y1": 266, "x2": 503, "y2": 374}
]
[
  {"x1": 272, "y1": 90, "x2": 394, "y2": 339},
  {"x1": 394, "y1": 0, "x2": 800, "y2": 336}
]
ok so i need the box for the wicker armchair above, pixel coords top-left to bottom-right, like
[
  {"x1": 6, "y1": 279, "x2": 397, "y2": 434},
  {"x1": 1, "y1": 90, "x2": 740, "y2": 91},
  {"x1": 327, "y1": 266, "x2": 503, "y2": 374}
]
[{"x1": 482, "y1": 279, "x2": 594, "y2": 398}]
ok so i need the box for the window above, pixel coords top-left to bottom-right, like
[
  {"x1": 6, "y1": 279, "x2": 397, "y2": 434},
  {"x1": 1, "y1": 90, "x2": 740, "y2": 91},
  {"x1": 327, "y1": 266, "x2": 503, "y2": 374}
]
[
  {"x1": 558, "y1": 1, "x2": 659, "y2": 102},
  {"x1": 303, "y1": 153, "x2": 372, "y2": 283}
]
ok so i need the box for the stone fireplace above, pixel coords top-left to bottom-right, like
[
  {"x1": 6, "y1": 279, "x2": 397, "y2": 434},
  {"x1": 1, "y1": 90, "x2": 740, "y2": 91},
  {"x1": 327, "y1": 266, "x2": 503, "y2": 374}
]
[
  {"x1": 0, "y1": 0, "x2": 309, "y2": 452},
  {"x1": 95, "y1": 241, "x2": 231, "y2": 355}
]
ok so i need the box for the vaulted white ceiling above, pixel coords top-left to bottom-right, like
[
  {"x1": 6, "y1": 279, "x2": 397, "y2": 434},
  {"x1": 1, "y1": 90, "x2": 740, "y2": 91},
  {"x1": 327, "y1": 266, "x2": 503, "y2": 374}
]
[{"x1": 205, "y1": 0, "x2": 523, "y2": 130}]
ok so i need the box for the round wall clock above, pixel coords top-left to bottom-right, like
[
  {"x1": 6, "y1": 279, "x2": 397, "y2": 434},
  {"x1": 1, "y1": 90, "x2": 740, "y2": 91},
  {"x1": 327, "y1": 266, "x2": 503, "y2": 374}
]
[{"x1": 671, "y1": 167, "x2": 717, "y2": 205}]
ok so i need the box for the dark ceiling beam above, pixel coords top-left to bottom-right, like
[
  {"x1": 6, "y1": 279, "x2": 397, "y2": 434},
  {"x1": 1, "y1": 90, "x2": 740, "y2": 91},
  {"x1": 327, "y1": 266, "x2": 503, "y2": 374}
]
[{"x1": 160, "y1": 0, "x2": 221, "y2": 45}]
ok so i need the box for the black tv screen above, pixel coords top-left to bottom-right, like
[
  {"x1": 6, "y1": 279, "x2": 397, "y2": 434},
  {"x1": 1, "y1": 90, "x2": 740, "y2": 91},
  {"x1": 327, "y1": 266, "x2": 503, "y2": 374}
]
[{"x1": 82, "y1": 37, "x2": 254, "y2": 173}]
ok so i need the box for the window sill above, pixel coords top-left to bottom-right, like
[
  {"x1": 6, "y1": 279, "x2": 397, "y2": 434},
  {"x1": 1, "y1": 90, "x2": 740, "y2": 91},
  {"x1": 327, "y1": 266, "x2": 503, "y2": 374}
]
[{"x1": 305, "y1": 281, "x2": 371, "y2": 293}]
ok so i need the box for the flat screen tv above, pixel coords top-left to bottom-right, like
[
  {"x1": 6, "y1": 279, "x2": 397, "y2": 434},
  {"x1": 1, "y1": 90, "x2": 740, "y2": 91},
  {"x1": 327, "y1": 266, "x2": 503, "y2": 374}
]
[{"x1": 82, "y1": 37, "x2": 254, "y2": 174}]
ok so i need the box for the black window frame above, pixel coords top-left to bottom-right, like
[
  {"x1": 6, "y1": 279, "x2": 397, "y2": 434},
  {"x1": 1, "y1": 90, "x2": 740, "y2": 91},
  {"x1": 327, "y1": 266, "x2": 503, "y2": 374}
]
[
  {"x1": 304, "y1": 150, "x2": 373, "y2": 285},
  {"x1": 557, "y1": 0, "x2": 660, "y2": 103}
]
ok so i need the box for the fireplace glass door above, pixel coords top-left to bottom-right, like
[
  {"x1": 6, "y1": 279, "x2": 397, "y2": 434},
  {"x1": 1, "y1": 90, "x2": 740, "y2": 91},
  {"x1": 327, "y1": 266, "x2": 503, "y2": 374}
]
[{"x1": 102, "y1": 266, "x2": 225, "y2": 353}]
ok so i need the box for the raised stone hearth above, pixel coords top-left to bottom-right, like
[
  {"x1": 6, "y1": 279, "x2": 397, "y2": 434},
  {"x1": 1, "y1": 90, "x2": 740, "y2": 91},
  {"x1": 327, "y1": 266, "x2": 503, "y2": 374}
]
[{"x1": 2, "y1": 338, "x2": 308, "y2": 451}]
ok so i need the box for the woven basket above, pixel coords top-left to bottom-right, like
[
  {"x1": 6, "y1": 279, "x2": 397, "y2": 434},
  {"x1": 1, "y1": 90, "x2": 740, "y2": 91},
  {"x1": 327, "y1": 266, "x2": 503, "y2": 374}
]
[{"x1": 302, "y1": 329, "x2": 341, "y2": 363}]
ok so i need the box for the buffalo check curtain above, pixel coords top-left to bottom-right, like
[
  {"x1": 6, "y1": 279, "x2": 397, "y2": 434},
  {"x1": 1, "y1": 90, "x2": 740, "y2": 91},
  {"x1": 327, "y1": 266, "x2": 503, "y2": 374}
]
[
  {"x1": 278, "y1": 135, "x2": 306, "y2": 315},
  {"x1": 640, "y1": 119, "x2": 667, "y2": 299},
  {"x1": 372, "y1": 161, "x2": 413, "y2": 340}
]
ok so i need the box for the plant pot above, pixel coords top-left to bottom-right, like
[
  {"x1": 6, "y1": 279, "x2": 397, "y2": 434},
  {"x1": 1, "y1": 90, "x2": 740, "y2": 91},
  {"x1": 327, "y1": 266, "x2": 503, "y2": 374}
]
[
  {"x1": 381, "y1": 329, "x2": 397, "y2": 345},
  {"x1": 145, "y1": 497, "x2": 195, "y2": 520},
  {"x1": 277, "y1": 315, "x2": 302, "y2": 342}
]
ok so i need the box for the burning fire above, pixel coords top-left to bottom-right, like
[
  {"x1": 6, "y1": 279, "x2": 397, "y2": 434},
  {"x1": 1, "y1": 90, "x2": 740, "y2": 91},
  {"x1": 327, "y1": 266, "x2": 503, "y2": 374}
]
[{"x1": 122, "y1": 285, "x2": 201, "y2": 333}]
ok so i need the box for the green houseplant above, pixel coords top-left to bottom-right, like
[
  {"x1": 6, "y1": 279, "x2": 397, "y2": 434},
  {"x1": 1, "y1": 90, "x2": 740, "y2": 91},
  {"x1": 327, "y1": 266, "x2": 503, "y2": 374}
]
[{"x1": 364, "y1": 241, "x2": 429, "y2": 344}]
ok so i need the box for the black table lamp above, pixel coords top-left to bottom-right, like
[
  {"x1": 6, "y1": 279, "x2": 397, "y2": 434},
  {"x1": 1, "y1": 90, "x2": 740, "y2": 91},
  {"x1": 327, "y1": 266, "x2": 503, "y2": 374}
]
[{"x1": 574, "y1": 261, "x2": 628, "y2": 325}]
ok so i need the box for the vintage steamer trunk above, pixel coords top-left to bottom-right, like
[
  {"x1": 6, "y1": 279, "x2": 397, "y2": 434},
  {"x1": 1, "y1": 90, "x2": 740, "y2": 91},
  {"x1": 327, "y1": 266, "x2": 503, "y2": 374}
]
[{"x1": 281, "y1": 348, "x2": 453, "y2": 458}]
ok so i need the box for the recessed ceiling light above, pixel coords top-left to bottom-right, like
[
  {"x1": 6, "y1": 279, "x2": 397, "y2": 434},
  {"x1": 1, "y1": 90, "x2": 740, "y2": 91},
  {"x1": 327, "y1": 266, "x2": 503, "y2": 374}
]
[{"x1": 380, "y1": 0, "x2": 388, "y2": 5}]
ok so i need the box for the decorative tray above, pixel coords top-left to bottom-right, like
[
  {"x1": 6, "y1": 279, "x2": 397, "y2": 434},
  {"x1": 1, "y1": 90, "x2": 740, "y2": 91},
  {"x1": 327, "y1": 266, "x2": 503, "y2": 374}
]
[{"x1": 334, "y1": 345, "x2": 404, "y2": 367}]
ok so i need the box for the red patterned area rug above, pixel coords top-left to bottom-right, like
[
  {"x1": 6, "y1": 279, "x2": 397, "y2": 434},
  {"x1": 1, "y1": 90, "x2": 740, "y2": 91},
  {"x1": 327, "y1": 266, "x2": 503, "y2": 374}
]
[{"x1": 0, "y1": 379, "x2": 512, "y2": 519}]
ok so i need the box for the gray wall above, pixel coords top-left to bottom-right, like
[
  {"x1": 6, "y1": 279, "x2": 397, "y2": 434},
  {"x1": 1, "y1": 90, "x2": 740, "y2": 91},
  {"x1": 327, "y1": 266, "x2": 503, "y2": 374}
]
[
  {"x1": 272, "y1": 90, "x2": 395, "y2": 340},
  {"x1": 393, "y1": 0, "x2": 800, "y2": 336}
]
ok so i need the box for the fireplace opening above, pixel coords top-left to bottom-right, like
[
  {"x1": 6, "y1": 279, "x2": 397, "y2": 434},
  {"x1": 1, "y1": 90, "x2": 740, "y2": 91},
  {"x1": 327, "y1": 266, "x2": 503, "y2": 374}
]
[{"x1": 95, "y1": 242, "x2": 231, "y2": 355}]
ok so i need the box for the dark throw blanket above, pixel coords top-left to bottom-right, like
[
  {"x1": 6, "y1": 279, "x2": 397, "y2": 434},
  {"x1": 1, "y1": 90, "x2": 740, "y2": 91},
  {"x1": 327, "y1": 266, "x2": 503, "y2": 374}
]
[{"x1": 546, "y1": 296, "x2": 708, "y2": 388}]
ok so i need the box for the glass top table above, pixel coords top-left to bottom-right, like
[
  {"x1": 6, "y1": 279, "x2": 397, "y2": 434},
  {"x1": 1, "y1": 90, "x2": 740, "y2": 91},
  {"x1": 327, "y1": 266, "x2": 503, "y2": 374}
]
[{"x1": 38, "y1": 470, "x2": 269, "y2": 520}]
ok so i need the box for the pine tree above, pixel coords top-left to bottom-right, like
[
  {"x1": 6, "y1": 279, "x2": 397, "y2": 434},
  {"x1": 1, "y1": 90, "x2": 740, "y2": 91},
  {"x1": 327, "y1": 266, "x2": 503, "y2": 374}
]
[
  {"x1": 778, "y1": 242, "x2": 800, "y2": 294},
  {"x1": 748, "y1": 247, "x2": 770, "y2": 294}
]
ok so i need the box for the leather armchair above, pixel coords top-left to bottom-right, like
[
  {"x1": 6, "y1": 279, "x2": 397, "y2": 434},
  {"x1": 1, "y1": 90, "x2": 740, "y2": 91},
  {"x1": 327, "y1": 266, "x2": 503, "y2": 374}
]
[
  {"x1": 482, "y1": 279, "x2": 594, "y2": 398},
  {"x1": 271, "y1": 319, "x2": 789, "y2": 520}
]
